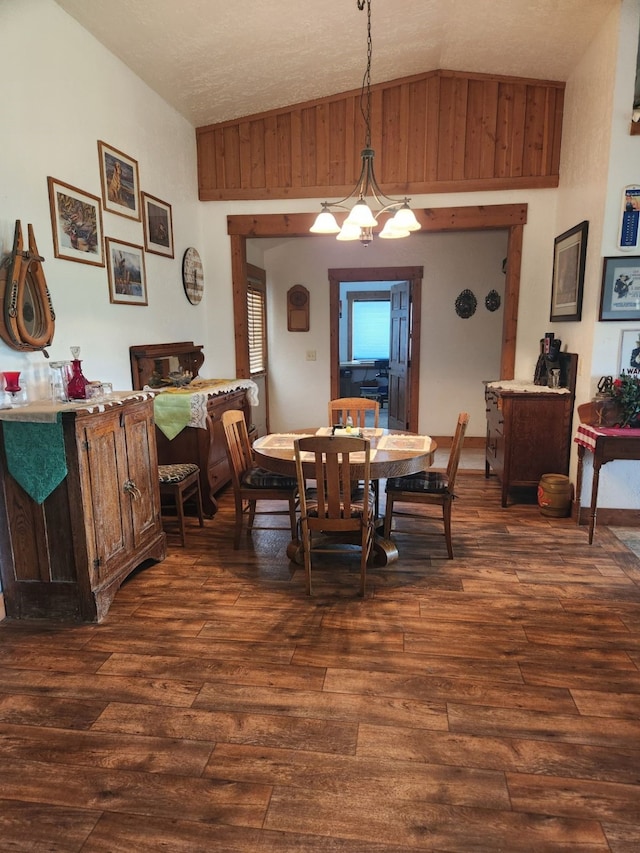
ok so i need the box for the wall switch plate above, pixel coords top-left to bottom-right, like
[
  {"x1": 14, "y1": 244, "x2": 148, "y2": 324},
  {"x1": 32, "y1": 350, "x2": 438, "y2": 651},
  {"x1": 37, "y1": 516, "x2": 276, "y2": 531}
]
[{"x1": 306, "y1": 350, "x2": 316, "y2": 361}]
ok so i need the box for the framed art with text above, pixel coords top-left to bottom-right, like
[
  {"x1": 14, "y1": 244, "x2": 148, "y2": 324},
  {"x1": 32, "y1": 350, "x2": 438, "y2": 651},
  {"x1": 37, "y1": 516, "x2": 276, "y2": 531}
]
[
  {"x1": 550, "y1": 220, "x2": 588, "y2": 322},
  {"x1": 47, "y1": 177, "x2": 104, "y2": 266},
  {"x1": 599, "y1": 256, "x2": 640, "y2": 321},
  {"x1": 98, "y1": 140, "x2": 141, "y2": 220},
  {"x1": 618, "y1": 328, "x2": 640, "y2": 376},
  {"x1": 105, "y1": 237, "x2": 148, "y2": 306}
]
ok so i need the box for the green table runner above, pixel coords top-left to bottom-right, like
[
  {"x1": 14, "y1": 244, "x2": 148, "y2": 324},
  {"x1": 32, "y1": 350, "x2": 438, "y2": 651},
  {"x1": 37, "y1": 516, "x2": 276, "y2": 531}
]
[
  {"x1": 153, "y1": 393, "x2": 192, "y2": 440},
  {"x1": 2, "y1": 415, "x2": 67, "y2": 504}
]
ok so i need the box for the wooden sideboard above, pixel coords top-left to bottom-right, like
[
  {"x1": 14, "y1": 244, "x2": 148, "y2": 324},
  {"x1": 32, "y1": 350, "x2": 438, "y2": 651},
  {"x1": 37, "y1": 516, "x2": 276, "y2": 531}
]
[
  {"x1": 485, "y1": 356, "x2": 577, "y2": 507},
  {"x1": 154, "y1": 387, "x2": 251, "y2": 516},
  {"x1": 0, "y1": 394, "x2": 166, "y2": 621},
  {"x1": 130, "y1": 342, "x2": 252, "y2": 516}
]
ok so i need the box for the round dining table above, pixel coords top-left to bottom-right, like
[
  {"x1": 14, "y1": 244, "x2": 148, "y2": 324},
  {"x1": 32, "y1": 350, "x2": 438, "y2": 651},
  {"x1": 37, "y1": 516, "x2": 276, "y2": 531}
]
[{"x1": 253, "y1": 427, "x2": 437, "y2": 565}]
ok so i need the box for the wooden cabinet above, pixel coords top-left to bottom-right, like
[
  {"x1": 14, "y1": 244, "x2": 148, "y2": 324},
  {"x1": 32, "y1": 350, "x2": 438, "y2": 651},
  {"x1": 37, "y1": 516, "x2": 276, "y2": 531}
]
[
  {"x1": 0, "y1": 395, "x2": 166, "y2": 622},
  {"x1": 154, "y1": 387, "x2": 251, "y2": 516},
  {"x1": 485, "y1": 385, "x2": 575, "y2": 507},
  {"x1": 130, "y1": 342, "x2": 253, "y2": 516}
]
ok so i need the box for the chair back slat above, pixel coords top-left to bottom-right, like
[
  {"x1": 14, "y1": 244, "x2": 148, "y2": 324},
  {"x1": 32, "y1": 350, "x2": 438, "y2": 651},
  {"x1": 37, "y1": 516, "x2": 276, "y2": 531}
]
[
  {"x1": 328, "y1": 397, "x2": 379, "y2": 429},
  {"x1": 446, "y1": 412, "x2": 470, "y2": 490},
  {"x1": 294, "y1": 435, "x2": 371, "y2": 530}
]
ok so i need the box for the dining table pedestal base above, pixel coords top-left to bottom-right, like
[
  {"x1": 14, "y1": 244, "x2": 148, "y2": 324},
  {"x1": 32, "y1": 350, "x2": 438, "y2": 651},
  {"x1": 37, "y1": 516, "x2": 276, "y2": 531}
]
[{"x1": 286, "y1": 529, "x2": 399, "y2": 567}]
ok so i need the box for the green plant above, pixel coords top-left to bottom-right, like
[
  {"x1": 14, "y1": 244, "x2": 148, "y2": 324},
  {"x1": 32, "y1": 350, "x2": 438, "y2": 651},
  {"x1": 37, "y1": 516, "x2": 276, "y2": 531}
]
[{"x1": 612, "y1": 373, "x2": 640, "y2": 427}]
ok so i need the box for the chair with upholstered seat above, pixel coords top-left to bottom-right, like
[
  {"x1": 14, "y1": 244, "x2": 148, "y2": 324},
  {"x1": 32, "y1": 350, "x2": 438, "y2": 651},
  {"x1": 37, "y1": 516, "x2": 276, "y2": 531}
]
[
  {"x1": 328, "y1": 397, "x2": 379, "y2": 429},
  {"x1": 328, "y1": 396, "x2": 380, "y2": 515},
  {"x1": 158, "y1": 462, "x2": 204, "y2": 546},
  {"x1": 294, "y1": 434, "x2": 375, "y2": 596},
  {"x1": 383, "y1": 412, "x2": 469, "y2": 558},
  {"x1": 221, "y1": 409, "x2": 299, "y2": 549}
]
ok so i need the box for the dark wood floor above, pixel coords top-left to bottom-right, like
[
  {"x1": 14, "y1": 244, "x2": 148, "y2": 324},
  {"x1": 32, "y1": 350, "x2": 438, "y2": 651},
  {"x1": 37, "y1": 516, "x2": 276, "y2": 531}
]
[{"x1": 2, "y1": 473, "x2": 640, "y2": 852}]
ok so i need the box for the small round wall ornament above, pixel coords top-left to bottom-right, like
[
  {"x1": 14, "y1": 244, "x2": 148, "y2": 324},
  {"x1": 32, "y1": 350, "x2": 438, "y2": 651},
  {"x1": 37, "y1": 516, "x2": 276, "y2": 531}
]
[
  {"x1": 485, "y1": 289, "x2": 501, "y2": 312},
  {"x1": 182, "y1": 247, "x2": 204, "y2": 305},
  {"x1": 455, "y1": 289, "x2": 477, "y2": 319}
]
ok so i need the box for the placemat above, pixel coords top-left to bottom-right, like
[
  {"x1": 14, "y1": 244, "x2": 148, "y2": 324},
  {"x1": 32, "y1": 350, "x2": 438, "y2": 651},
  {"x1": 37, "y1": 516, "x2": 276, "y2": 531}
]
[{"x1": 377, "y1": 434, "x2": 433, "y2": 452}]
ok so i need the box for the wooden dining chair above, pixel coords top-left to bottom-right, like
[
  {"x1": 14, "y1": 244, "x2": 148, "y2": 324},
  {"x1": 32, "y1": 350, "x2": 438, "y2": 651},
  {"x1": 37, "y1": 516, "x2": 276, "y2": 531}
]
[
  {"x1": 383, "y1": 412, "x2": 470, "y2": 558},
  {"x1": 328, "y1": 397, "x2": 379, "y2": 428},
  {"x1": 294, "y1": 435, "x2": 375, "y2": 596},
  {"x1": 221, "y1": 410, "x2": 298, "y2": 549},
  {"x1": 328, "y1": 396, "x2": 380, "y2": 515}
]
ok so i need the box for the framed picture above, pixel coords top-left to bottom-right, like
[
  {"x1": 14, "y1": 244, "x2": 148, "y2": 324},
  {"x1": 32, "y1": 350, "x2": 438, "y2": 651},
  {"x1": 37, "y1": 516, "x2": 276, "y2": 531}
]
[
  {"x1": 550, "y1": 220, "x2": 588, "y2": 322},
  {"x1": 141, "y1": 192, "x2": 174, "y2": 257},
  {"x1": 98, "y1": 140, "x2": 140, "y2": 220},
  {"x1": 599, "y1": 256, "x2": 640, "y2": 320},
  {"x1": 47, "y1": 177, "x2": 104, "y2": 266},
  {"x1": 619, "y1": 329, "x2": 640, "y2": 376},
  {"x1": 105, "y1": 237, "x2": 148, "y2": 305}
]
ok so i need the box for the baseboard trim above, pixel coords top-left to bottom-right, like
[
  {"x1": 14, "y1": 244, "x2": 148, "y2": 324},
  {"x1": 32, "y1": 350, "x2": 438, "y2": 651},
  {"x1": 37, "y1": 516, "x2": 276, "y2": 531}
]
[
  {"x1": 433, "y1": 435, "x2": 485, "y2": 449},
  {"x1": 574, "y1": 504, "x2": 640, "y2": 527}
]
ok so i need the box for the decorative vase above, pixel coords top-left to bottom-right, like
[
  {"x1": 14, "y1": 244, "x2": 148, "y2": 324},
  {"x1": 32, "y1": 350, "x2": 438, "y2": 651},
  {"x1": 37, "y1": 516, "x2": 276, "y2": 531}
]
[
  {"x1": 2, "y1": 371, "x2": 21, "y2": 394},
  {"x1": 67, "y1": 359, "x2": 89, "y2": 400}
]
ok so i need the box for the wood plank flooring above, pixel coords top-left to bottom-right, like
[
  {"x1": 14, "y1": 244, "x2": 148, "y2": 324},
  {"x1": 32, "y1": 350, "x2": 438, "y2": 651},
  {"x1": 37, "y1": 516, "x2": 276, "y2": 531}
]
[{"x1": 1, "y1": 473, "x2": 640, "y2": 851}]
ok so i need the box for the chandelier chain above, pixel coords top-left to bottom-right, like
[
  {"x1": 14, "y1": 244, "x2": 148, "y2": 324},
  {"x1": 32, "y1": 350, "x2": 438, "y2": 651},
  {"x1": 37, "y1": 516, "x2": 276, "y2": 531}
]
[
  {"x1": 309, "y1": 0, "x2": 420, "y2": 243},
  {"x1": 359, "y1": 0, "x2": 372, "y2": 149}
]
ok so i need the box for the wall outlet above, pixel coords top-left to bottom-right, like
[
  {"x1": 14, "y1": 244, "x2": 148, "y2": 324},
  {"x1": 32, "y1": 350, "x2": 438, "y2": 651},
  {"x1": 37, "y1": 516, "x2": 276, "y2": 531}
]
[{"x1": 306, "y1": 350, "x2": 316, "y2": 361}]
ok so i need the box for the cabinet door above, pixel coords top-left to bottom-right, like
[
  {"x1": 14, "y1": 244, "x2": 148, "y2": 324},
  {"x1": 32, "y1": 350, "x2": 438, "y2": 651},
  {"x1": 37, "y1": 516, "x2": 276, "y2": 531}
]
[
  {"x1": 122, "y1": 401, "x2": 162, "y2": 549},
  {"x1": 79, "y1": 411, "x2": 130, "y2": 588}
]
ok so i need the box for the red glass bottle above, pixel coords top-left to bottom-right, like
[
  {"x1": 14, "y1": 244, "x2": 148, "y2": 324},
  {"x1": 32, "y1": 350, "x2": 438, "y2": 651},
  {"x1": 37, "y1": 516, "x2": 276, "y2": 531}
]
[{"x1": 67, "y1": 359, "x2": 89, "y2": 400}]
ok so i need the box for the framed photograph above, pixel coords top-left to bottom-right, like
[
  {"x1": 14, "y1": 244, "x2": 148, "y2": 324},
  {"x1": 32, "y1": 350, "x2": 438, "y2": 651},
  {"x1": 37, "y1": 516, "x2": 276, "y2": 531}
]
[
  {"x1": 105, "y1": 237, "x2": 148, "y2": 306},
  {"x1": 619, "y1": 329, "x2": 640, "y2": 376},
  {"x1": 141, "y1": 192, "x2": 174, "y2": 257},
  {"x1": 550, "y1": 220, "x2": 588, "y2": 322},
  {"x1": 599, "y1": 256, "x2": 640, "y2": 320},
  {"x1": 98, "y1": 140, "x2": 141, "y2": 220},
  {"x1": 47, "y1": 177, "x2": 104, "y2": 266}
]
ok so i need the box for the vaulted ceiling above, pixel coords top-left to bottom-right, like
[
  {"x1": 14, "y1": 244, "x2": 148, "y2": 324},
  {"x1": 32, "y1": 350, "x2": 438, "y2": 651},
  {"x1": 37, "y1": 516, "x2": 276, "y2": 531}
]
[{"x1": 54, "y1": 0, "x2": 618, "y2": 128}]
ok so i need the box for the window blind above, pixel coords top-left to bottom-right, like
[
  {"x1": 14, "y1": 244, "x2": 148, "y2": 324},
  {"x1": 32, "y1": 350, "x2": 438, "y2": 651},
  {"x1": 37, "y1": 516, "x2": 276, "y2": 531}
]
[{"x1": 247, "y1": 287, "x2": 266, "y2": 375}]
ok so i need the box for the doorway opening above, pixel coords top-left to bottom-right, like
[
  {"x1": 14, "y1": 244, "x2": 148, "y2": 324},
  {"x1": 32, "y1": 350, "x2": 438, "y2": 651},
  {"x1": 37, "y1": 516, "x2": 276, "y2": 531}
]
[{"x1": 329, "y1": 266, "x2": 422, "y2": 432}]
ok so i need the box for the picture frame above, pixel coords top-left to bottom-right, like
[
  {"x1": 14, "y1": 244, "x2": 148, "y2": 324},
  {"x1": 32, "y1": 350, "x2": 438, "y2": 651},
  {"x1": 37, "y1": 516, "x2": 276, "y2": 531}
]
[
  {"x1": 618, "y1": 329, "x2": 640, "y2": 376},
  {"x1": 599, "y1": 256, "x2": 640, "y2": 321},
  {"x1": 105, "y1": 237, "x2": 148, "y2": 306},
  {"x1": 550, "y1": 220, "x2": 588, "y2": 322},
  {"x1": 141, "y1": 192, "x2": 174, "y2": 257},
  {"x1": 47, "y1": 177, "x2": 104, "y2": 266},
  {"x1": 98, "y1": 140, "x2": 141, "y2": 220}
]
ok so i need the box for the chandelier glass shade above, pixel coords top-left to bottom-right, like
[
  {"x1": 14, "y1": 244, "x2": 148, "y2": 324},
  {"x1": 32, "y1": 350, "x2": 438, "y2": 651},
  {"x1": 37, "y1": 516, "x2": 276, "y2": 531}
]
[{"x1": 309, "y1": 0, "x2": 420, "y2": 245}]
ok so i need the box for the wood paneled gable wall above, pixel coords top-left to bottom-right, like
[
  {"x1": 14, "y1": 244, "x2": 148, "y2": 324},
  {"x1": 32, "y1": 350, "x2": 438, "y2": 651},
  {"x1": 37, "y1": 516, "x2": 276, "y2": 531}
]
[{"x1": 196, "y1": 69, "x2": 564, "y2": 201}]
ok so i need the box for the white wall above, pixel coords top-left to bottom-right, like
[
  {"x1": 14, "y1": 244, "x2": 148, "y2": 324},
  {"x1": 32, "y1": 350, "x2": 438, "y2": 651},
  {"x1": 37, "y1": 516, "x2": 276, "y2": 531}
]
[
  {"x1": 557, "y1": 0, "x2": 640, "y2": 508},
  {"x1": 0, "y1": 0, "x2": 208, "y2": 396},
  {"x1": 250, "y1": 229, "x2": 507, "y2": 436}
]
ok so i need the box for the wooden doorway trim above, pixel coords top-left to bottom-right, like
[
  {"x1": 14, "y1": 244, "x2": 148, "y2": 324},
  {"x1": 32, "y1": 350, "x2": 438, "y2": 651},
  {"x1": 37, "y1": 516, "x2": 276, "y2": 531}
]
[{"x1": 228, "y1": 203, "x2": 526, "y2": 381}]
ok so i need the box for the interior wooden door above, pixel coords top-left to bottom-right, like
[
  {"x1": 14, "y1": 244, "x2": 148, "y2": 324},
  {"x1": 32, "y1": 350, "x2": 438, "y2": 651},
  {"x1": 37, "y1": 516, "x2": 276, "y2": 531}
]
[{"x1": 388, "y1": 280, "x2": 411, "y2": 431}]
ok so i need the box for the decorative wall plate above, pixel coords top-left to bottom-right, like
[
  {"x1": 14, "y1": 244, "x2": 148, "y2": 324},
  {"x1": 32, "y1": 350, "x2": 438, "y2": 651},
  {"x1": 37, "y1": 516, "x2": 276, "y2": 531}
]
[
  {"x1": 182, "y1": 247, "x2": 204, "y2": 305},
  {"x1": 485, "y1": 289, "x2": 501, "y2": 312},
  {"x1": 455, "y1": 289, "x2": 477, "y2": 319}
]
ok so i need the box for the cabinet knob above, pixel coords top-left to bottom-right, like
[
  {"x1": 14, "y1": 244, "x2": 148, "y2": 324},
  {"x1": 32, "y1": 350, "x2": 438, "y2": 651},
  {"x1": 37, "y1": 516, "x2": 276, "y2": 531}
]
[{"x1": 123, "y1": 479, "x2": 142, "y2": 500}]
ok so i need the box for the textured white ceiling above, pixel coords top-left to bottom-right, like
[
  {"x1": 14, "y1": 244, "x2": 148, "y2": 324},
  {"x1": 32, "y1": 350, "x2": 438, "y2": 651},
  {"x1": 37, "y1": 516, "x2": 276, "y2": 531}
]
[{"x1": 54, "y1": 0, "x2": 618, "y2": 128}]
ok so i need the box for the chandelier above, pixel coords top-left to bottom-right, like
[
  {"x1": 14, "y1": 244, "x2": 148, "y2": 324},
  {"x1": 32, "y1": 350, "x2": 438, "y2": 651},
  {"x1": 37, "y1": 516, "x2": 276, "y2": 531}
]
[{"x1": 309, "y1": 0, "x2": 420, "y2": 245}]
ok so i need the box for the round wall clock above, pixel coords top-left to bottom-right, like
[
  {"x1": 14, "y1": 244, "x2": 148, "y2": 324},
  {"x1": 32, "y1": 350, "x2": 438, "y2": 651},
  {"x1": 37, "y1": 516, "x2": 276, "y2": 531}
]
[{"x1": 182, "y1": 247, "x2": 204, "y2": 305}]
